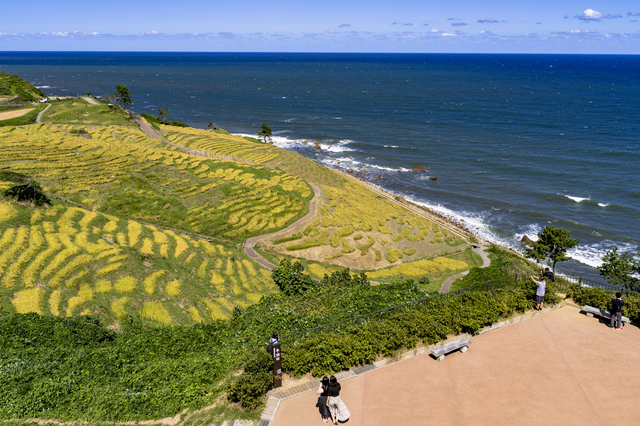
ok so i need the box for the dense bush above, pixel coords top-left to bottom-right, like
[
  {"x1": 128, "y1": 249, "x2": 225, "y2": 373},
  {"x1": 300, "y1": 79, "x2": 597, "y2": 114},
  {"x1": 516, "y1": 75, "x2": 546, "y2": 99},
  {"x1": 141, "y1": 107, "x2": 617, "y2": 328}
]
[
  {"x1": 4, "y1": 180, "x2": 51, "y2": 206},
  {"x1": 226, "y1": 350, "x2": 273, "y2": 409}
]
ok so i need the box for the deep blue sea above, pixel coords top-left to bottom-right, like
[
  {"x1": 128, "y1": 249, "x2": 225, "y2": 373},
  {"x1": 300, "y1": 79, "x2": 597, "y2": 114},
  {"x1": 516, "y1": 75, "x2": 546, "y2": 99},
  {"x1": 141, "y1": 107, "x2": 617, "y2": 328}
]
[{"x1": 2, "y1": 52, "x2": 639, "y2": 279}]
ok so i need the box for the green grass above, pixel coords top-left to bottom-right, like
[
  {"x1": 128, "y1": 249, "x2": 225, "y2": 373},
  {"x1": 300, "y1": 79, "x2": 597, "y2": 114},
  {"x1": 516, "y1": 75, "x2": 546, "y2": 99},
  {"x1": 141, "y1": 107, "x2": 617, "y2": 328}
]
[
  {"x1": 42, "y1": 99, "x2": 136, "y2": 127},
  {"x1": 0, "y1": 73, "x2": 46, "y2": 101}
]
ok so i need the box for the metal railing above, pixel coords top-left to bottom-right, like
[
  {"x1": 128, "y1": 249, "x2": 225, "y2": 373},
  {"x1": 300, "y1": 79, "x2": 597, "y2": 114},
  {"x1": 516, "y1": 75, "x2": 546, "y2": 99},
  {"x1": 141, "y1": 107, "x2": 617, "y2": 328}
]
[
  {"x1": 279, "y1": 273, "x2": 637, "y2": 342},
  {"x1": 555, "y1": 274, "x2": 639, "y2": 297}
]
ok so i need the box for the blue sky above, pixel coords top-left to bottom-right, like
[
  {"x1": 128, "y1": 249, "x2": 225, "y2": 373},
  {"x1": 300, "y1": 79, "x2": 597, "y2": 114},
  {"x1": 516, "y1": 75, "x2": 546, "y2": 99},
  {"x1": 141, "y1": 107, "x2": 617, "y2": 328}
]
[{"x1": 1, "y1": 0, "x2": 639, "y2": 53}]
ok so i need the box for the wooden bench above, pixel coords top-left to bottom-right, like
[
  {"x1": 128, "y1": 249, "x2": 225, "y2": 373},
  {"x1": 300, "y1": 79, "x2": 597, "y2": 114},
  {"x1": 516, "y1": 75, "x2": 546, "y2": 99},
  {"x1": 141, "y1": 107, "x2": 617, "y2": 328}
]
[
  {"x1": 582, "y1": 305, "x2": 630, "y2": 324},
  {"x1": 431, "y1": 338, "x2": 471, "y2": 361}
]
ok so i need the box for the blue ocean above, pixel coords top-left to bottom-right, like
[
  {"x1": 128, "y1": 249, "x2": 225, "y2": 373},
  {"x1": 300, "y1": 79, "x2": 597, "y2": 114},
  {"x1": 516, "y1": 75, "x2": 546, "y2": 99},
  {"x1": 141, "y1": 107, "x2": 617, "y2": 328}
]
[{"x1": 2, "y1": 52, "x2": 639, "y2": 278}]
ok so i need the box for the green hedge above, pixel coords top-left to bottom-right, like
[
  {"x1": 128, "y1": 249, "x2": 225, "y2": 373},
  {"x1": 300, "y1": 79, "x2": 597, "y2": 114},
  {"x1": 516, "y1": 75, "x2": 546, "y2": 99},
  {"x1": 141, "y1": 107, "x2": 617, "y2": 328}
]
[{"x1": 566, "y1": 284, "x2": 640, "y2": 322}]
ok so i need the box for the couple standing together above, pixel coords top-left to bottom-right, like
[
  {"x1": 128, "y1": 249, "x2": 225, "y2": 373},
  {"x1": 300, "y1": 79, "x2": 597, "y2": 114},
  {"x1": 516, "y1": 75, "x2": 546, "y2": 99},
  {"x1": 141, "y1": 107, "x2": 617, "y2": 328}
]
[{"x1": 316, "y1": 375, "x2": 350, "y2": 424}]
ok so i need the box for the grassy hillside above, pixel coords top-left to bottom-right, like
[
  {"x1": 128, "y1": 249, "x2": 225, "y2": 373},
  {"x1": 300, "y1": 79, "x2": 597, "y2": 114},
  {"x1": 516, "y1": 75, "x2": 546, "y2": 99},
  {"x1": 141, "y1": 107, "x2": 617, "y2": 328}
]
[
  {"x1": 41, "y1": 98, "x2": 136, "y2": 127},
  {"x1": 0, "y1": 73, "x2": 46, "y2": 102}
]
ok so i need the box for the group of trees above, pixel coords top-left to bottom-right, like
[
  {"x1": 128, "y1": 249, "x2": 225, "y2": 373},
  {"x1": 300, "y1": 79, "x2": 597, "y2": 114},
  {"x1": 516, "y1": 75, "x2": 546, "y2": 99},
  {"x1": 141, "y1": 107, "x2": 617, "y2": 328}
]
[{"x1": 524, "y1": 226, "x2": 639, "y2": 291}]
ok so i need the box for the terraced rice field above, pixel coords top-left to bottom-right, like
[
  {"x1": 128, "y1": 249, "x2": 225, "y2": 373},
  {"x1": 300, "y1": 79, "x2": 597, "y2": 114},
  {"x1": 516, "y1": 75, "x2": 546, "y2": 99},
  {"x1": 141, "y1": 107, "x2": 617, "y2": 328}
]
[
  {"x1": 0, "y1": 201, "x2": 277, "y2": 325},
  {"x1": 267, "y1": 181, "x2": 467, "y2": 269},
  {"x1": 0, "y1": 124, "x2": 311, "y2": 240},
  {"x1": 162, "y1": 126, "x2": 280, "y2": 165}
]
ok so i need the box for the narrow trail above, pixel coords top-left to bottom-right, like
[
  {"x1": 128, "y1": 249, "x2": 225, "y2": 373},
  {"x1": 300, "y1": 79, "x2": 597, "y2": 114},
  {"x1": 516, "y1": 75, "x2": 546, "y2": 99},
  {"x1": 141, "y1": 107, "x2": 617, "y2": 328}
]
[
  {"x1": 81, "y1": 96, "x2": 101, "y2": 105},
  {"x1": 243, "y1": 183, "x2": 322, "y2": 270},
  {"x1": 35, "y1": 104, "x2": 50, "y2": 123},
  {"x1": 439, "y1": 244, "x2": 491, "y2": 294}
]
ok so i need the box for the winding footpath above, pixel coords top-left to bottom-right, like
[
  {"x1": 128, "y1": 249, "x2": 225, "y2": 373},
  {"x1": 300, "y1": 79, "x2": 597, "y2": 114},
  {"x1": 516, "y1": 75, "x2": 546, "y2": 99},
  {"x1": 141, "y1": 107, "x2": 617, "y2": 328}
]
[
  {"x1": 35, "y1": 104, "x2": 50, "y2": 123},
  {"x1": 439, "y1": 244, "x2": 491, "y2": 294},
  {"x1": 243, "y1": 183, "x2": 322, "y2": 270}
]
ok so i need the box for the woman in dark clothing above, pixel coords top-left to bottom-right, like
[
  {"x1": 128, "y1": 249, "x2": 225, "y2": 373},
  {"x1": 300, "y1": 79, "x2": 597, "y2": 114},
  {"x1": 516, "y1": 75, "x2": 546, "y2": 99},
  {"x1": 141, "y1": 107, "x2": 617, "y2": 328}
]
[
  {"x1": 326, "y1": 375, "x2": 350, "y2": 424},
  {"x1": 316, "y1": 376, "x2": 331, "y2": 423}
]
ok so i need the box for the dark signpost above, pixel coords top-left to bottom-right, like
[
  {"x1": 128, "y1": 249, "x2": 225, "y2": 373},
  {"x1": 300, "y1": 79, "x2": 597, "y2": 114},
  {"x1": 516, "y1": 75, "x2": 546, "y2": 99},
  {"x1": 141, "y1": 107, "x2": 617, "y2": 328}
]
[{"x1": 271, "y1": 342, "x2": 282, "y2": 388}]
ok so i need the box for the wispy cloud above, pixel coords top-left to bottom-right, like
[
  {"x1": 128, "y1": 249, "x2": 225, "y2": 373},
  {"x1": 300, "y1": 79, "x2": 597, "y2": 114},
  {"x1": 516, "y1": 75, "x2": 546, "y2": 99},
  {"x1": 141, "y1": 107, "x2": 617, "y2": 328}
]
[
  {"x1": 338, "y1": 24, "x2": 351, "y2": 28},
  {"x1": 478, "y1": 18, "x2": 499, "y2": 23},
  {"x1": 628, "y1": 12, "x2": 640, "y2": 16},
  {"x1": 402, "y1": 23, "x2": 413, "y2": 26},
  {"x1": 451, "y1": 23, "x2": 468, "y2": 26}
]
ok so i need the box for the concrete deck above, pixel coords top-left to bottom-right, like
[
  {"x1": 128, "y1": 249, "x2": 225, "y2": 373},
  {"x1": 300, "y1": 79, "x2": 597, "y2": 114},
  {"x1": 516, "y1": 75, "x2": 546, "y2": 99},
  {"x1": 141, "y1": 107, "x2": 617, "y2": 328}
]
[{"x1": 271, "y1": 306, "x2": 640, "y2": 426}]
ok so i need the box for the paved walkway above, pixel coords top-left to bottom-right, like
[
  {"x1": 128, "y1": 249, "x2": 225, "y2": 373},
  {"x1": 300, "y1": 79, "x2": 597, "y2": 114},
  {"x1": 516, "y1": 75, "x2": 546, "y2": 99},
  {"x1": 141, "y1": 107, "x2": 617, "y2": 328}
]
[
  {"x1": 439, "y1": 245, "x2": 491, "y2": 294},
  {"x1": 271, "y1": 306, "x2": 640, "y2": 426}
]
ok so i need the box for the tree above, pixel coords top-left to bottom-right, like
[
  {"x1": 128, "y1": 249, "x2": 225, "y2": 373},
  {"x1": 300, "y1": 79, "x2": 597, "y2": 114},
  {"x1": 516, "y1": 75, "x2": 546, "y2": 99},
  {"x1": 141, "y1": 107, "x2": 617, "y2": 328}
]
[
  {"x1": 4, "y1": 179, "x2": 51, "y2": 206},
  {"x1": 258, "y1": 123, "x2": 272, "y2": 143},
  {"x1": 598, "y1": 247, "x2": 640, "y2": 291},
  {"x1": 115, "y1": 85, "x2": 134, "y2": 112},
  {"x1": 271, "y1": 259, "x2": 315, "y2": 296},
  {"x1": 157, "y1": 106, "x2": 169, "y2": 122},
  {"x1": 524, "y1": 226, "x2": 579, "y2": 273}
]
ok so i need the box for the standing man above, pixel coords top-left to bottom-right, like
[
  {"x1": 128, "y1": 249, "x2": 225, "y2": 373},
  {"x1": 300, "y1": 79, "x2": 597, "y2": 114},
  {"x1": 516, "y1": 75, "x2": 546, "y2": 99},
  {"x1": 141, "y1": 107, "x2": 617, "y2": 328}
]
[
  {"x1": 610, "y1": 292, "x2": 625, "y2": 330},
  {"x1": 542, "y1": 267, "x2": 555, "y2": 282},
  {"x1": 530, "y1": 274, "x2": 546, "y2": 311}
]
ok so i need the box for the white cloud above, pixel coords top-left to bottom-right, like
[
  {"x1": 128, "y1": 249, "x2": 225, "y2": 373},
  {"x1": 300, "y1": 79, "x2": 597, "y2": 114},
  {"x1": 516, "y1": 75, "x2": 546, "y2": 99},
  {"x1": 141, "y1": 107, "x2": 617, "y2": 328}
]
[
  {"x1": 441, "y1": 33, "x2": 456, "y2": 37},
  {"x1": 575, "y1": 9, "x2": 621, "y2": 21},
  {"x1": 429, "y1": 28, "x2": 439, "y2": 33}
]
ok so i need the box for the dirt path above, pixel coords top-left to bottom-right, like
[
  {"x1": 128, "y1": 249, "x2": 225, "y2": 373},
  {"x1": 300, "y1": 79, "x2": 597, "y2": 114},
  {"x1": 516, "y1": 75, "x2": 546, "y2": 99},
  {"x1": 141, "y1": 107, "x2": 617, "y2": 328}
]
[
  {"x1": 243, "y1": 183, "x2": 323, "y2": 270},
  {"x1": 36, "y1": 104, "x2": 50, "y2": 123},
  {"x1": 81, "y1": 96, "x2": 101, "y2": 105},
  {"x1": 439, "y1": 244, "x2": 491, "y2": 294}
]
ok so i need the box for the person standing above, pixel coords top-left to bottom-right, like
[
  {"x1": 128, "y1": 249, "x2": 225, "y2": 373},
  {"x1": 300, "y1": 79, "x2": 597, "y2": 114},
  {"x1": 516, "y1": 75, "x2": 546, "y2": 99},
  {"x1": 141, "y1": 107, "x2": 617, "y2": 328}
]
[
  {"x1": 542, "y1": 267, "x2": 555, "y2": 282},
  {"x1": 326, "y1": 375, "x2": 350, "y2": 425},
  {"x1": 316, "y1": 376, "x2": 331, "y2": 423},
  {"x1": 530, "y1": 274, "x2": 546, "y2": 311},
  {"x1": 610, "y1": 292, "x2": 625, "y2": 330}
]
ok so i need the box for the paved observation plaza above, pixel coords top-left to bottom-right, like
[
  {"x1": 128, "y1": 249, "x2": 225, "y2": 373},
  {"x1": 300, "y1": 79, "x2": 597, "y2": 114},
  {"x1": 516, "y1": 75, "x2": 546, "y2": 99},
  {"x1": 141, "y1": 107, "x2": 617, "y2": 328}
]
[{"x1": 272, "y1": 306, "x2": 640, "y2": 426}]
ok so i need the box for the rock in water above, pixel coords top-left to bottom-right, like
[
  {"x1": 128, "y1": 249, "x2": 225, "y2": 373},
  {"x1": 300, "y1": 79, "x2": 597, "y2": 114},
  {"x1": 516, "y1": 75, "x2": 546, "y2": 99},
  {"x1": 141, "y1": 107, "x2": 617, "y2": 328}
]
[
  {"x1": 521, "y1": 235, "x2": 533, "y2": 246},
  {"x1": 412, "y1": 166, "x2": 429, "y2": 172}
]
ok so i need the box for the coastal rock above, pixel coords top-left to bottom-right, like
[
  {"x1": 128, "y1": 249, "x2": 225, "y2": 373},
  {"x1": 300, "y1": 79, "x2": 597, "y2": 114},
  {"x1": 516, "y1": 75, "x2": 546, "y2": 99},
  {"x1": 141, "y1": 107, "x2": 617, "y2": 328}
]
[
  {"x1": 428, "y1": 176, "x2": 438, "y2": 181},
  {"x1": 412, "y1": 166, "x2": 429, "y2": 172},
  {"x1": 521, "y1": 235, "x2": 533, "y2": 246}
]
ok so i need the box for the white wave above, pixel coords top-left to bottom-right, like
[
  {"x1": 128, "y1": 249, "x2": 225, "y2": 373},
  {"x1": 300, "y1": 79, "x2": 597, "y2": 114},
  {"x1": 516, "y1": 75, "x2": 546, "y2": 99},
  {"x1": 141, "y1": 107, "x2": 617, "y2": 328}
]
[
  {"x1": 36, "y1": 85, "x2": 53, "y2": 88},
  {"x1": 598, "y1": 203, "x2": 610, "y2": 207},
  {"x1": 284, "y1": 118, "x2": 295, "y2": 122},
  {"x1": 332, "y1": 117, "x2": 342, "y2": 120},
  {"x1": 383, "y1": 145, "x2": 400, "y2": 148},
  {"x1": 562, "y1": 194, "x2": 590, "y2": 203},
  {"x1": 567, "y1": 241, "x2": 639, "y2": 269}
]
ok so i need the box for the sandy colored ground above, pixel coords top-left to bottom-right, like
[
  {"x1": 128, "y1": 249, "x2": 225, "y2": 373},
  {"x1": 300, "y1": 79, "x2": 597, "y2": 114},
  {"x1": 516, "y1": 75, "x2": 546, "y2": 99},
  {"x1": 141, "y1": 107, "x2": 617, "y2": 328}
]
[
  {"x1": 0, "y1": 107, "x2": 34, "y2": 120},
  {"x1": 272, "y1": 306, "x2": 640, "y2": 426}
]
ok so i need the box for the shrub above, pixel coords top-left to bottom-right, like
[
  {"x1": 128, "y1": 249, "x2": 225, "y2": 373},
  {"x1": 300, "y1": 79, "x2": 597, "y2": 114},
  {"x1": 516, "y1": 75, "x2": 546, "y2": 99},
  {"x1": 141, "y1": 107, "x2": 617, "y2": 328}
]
[
  {"x1": 271, "y1": 259, "x2": 315, "y2": 296},
  {"x1": 226, "y1": 350, "x2": 273, "y2": 410},
  {"x1": 4, "y1": 180, "x2": 51, "y2": 206}
]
